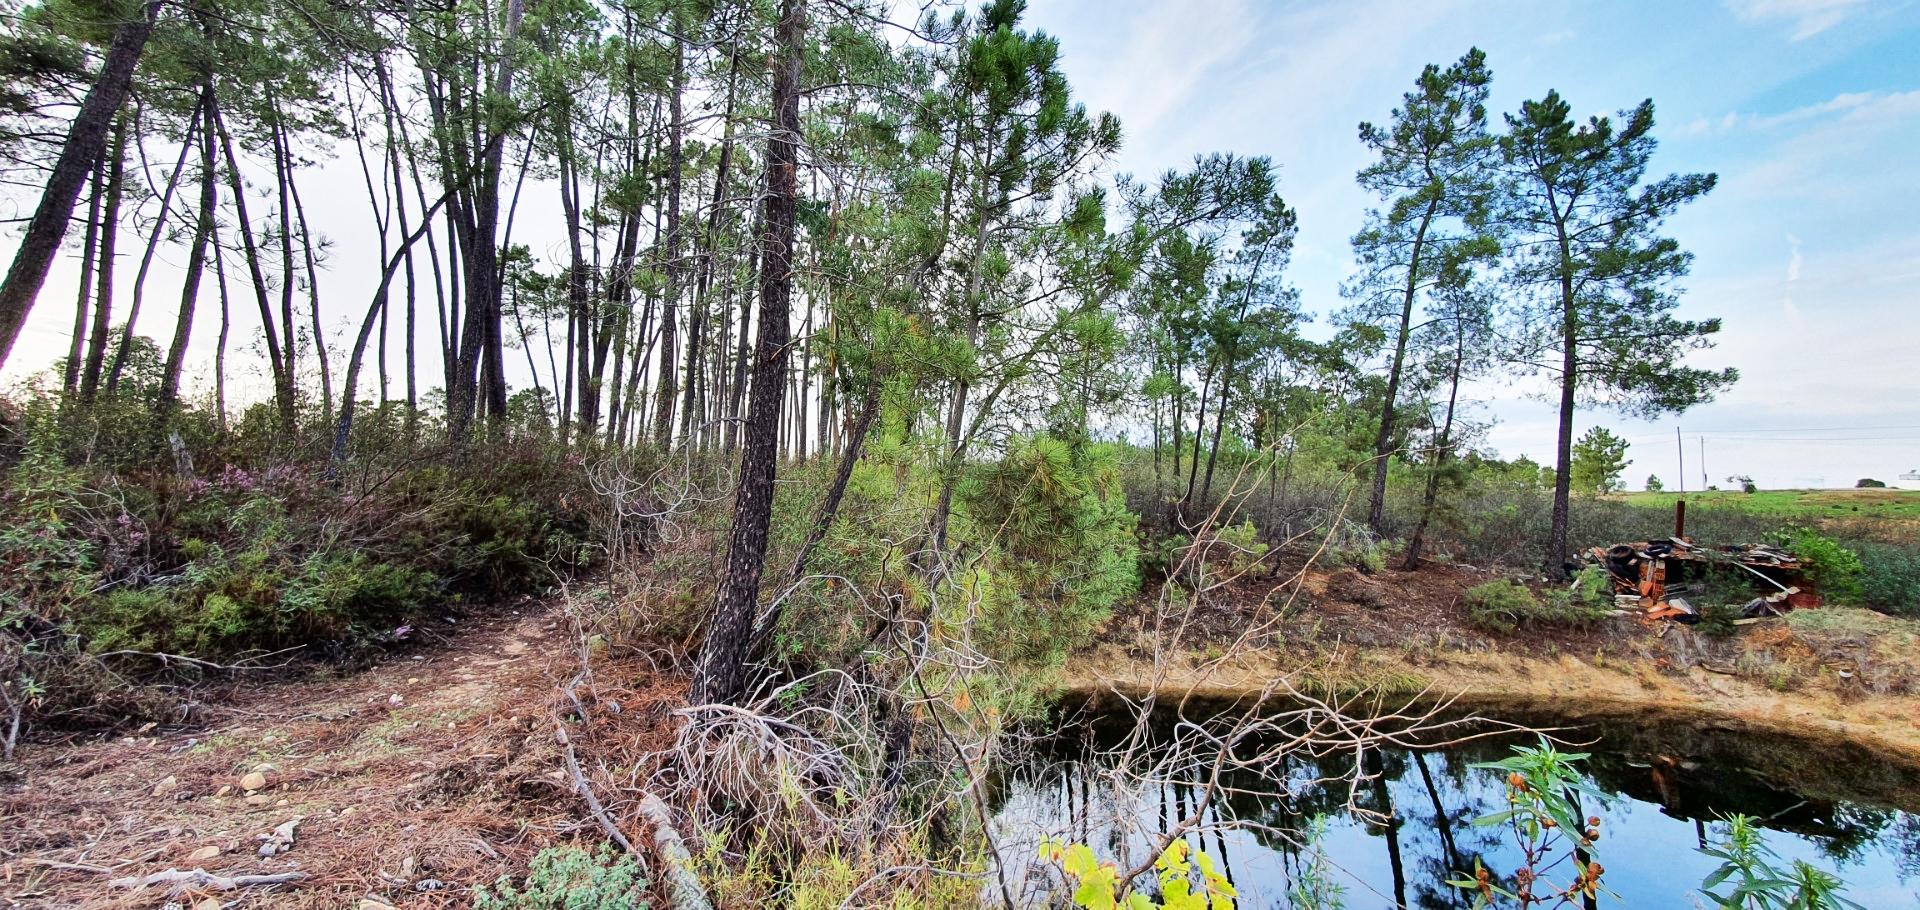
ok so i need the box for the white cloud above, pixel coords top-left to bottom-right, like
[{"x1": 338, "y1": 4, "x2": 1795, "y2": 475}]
[{"x1": 1725, "y1": 0, "x2": 1867, "y2": 39}]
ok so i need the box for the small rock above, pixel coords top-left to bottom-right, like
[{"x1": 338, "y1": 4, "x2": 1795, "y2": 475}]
[
  {"x1": 357, "y1": 900, "x2": 398, "y2": 910},
  {"x1": 415, "y1": 878, "x2": 445, "y2": 891},
  {"x1": 194, "y1": 898, "x2": 222, "y2": 910},
  {"x1": 256, "y1": 817, "x2": 302, "y2": 857},
  {"x1": 407, "y1": 677, "x2": 419, "y2": 685},
  {"x1": 239, "y1": 771, "x2": 268, "y2": 791},
  {"x1": 152, "y1": 775, "x2": 179, "y2": 797},
  {"x1": 187, "y1": 845, "x2": 222, "y2": 862},
  {"x1": 245, "y1": 795, "x2": 270, "y2": 807},
  {"x1": 216, "y1": 785, "x2": 233, "y2": 797},
  {"x1": 388, "y1": 694, "x2": 405, "y2": 708}
]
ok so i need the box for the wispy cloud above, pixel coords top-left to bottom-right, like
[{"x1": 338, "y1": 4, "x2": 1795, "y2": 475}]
[
  {"x1": 1682, "y1": 88, "x2": 1917, "y2": 136},
  {"x1": 1724, "y1": 0, "x2": 1866, "y2": 40},
  {"x1": 1053, "y1": 0, "x2": 1259, "y2": 147}
]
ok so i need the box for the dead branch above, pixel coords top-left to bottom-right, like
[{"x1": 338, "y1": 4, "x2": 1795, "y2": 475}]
[{"x1": 107, "y1": 868, "x2": 308, "y2": 893}]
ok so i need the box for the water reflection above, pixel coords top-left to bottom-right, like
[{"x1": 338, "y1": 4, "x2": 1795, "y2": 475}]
[{"x1": 989, "y1": 712, "x2": 1920, "y2": 908}]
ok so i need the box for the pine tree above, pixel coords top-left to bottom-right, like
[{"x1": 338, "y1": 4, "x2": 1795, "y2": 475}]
[{"x1": 1497, "y1": 92, "x2": 1733, "y2": 576}]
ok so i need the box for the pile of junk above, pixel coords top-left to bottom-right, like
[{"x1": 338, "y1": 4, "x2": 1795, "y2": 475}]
[{"x1": 1589, "y1": 503, "x2": 1822, "y2": 625}]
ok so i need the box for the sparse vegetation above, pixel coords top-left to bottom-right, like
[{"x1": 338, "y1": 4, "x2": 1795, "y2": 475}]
[{"x1": 0, "y1": 0, "x2": 1910, "y2": 906}]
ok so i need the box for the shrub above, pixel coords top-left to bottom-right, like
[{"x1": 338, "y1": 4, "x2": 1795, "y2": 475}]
[
  {"x1": 1776, "y1": 528, "x2": 1863, "y2": 601},
  {"x1": 475, "y1": 844, "x2": 650, "y2": 910},
  {"x1": 1463, "y1": 579, "x2": 1541, "y2": 633},
  {"x1": 1465, "y1": 577, "x2": 1610, "y2": 633},
  {"x1": 1696, "y1": 601, "x2": 1740, "y2": 639},
  {"x1": 1854, "y1": 542, "x2": 1920, "y2": 617},
  {"x1": 963, "y1": 437, "x2": 1139, "y2": 670},
  {"x1": 1855, "y1": 478, "x2": 1886, "y2": 489}
]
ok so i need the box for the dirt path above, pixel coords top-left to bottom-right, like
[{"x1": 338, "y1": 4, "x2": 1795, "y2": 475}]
[{"x1": 1, "y1": 605, "x2": 581, "y2": 909}]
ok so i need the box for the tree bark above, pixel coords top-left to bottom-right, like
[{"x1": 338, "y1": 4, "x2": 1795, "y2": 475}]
[
  {"x1": 106, "y1": 97, "x2": 199, "y2": 396},
  {"x1": 63, "y1": 152, "x2": 105, "y2": 395},
  {"x1": 79, "y1": 118, "x2": 127, "y2": 399},
  {"x1": 652, "y1": 25, "x2": 687, "y2": 448},
  {"x1": 692, "y1": 0, "x2": 805, "y2": 707},
  {"x1": 0, "y1": 1, "x2": 158, "y2": 369},
  {"x1": 1366, "y1": 198, "x2": 1438, "y2": 536},
  {"x1": 210, "y1": 92, "x2": 295, "y2": 429},
  {"x1": 158, "y1": 87, "x2": 218, "y2": 411}
]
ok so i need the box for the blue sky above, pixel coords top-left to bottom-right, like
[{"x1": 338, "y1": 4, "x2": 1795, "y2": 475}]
[
  {"x1": 3, "y1": 0, "x2": 1915, "y2": 488},
  {"x1": 1026, "y1": 0, "x2": 1920, "y2": 489}
]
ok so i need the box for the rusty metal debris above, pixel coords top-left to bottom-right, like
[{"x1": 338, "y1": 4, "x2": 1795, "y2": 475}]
[{"x1": 1590, "y1": 505, "x2": 1821, "y2": 625}]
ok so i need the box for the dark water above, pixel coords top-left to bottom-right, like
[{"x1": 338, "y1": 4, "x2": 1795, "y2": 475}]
[{"x1": 988, "y1": 707, "x2": 1920, "y2": 908}]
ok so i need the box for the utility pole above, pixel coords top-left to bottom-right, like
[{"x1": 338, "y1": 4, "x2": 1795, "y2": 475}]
[
  {"x1": 1676, "y1": 426, "x2": 1685, "y2": 493},
  {"x1": 1699, "y1": 436, "x2": 1709, "y2": 491}
]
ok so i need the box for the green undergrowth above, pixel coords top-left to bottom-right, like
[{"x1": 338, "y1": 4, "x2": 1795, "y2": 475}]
[{"x1": 1, "y1": 393, "x2": 593, "y2": 736}]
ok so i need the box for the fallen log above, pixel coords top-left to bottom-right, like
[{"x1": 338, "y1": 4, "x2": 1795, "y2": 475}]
[{"x1": 637, "y1": 791, "x2": 713, "y2": 910}]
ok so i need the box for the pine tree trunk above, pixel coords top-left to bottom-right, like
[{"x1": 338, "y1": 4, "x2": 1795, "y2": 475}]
[
  {"x1": 652, "y1": 28, "x2": 687, "y2": 449},
  {"x1": 80, "y1": 119, "x2": 127, "y2": 399},
  {"x1": 107, "y1": 98, "x2": 199, "y2": 397},
  {"x1": 1546, "y1": 231, "x2": 1579, "y2": 579},
  {"x1": 210, "y1": 93, "x2": 295, "y2": 429},
  {"x1": 1367, "y1": 199, "x2": 1437, "y2": 536},
  {"x1": 159, "y1": 88, "x2": 219, "y2": 410},
  {"x1": 0, "y1": 1, "x2": 157, "y2": 368},
  {"x1": 63, "y1": 154, "x2": 104, "y2": 395},
  {"x1": 692, "y1": 0, "x2": 804, "y2": 707}
]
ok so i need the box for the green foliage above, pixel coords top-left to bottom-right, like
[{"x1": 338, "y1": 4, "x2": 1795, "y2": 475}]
[
  {"x1": 1854, "y1": 542, "x2": 1920, "y2": 617},
  {"x1": 1463, "y1": 580, "x2": 1537, "y2": 632},
  {"x1": 1854, "y1": 478, "x2": 1886, "y2": 489},
  {"x1": 1774, "y1": 528, "x2": 1862, "y2": 601},
  {"x1": 1450, "y1": 738, "x2": 1610, "y2": 907},
  {"x1": 1697, "y1": 600, "x2": 1741, "y2": 639},
  {"x1": 0, "y1": 395, "x2": 592, "y2": 743},
  {"x1": 963, "y1": 436, "x2": 1139, "y2": 669},
  {"x1": 1645, "y1": 474, "x2": 1663, "y2": 493},
  {"x1": 1463, "y1": 578, "x2": 1608, "y2": 632},
  {"x1": 1569, "y1": 427, "x2": 1631, "y2": 495},
  {"x1": 1287, "y1": 815, "x2": 1347, "y2": 910},
  {"x1": 475, "y1": 844, "x2": 650, "y2": 910},
  {"x1": 1698, "y1": 814, "x2": 1864, "y2": 910},
  {"x1": 1039, "y1": 837, "x2": 1236, "y2": 910}
]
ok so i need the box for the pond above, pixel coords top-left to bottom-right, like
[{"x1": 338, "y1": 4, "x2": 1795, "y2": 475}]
[{"x1": 989, "y1": 702, "x2": 1920, "y2": 908}]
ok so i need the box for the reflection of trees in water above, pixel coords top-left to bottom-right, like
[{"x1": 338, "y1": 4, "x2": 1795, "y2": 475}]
[
  {"x1": 1002, "y1": 724, "x2": 1917, "y2": 908},
  {"x1": 1893, "y1": 814, "x2": 1920, "y2": 880}
]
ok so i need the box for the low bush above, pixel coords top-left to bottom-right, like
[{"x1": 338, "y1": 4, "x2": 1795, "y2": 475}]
[
  {"x1": 1464, "y1": 577, "x2": 1611, "y2": 633},
  {"x1": 1775, "y1": 527, "x2": 1863, "y2": 601},
  {"x1": 1854, "y1": 542, "x2": 1920, "y2": 617},
  {"x1": 475, "y1": 844, "x2": 649, "y2": 910},
  {"x1": 0, "y1": 393, "x2": 594, "y2": 744}
]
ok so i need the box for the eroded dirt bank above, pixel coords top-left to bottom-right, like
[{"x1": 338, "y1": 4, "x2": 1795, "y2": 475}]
[
  {"x1": 1065, "y1": 643, "x2": 1920, "y2": 759},
  {"x1": 1063, "y1": 563, "x2": 1920, "y2": 790}
]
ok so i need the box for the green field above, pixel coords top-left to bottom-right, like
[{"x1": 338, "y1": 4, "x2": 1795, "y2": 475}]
[{"x1": 1621, "y1": 488, "x2": 1920, "y2": 521}]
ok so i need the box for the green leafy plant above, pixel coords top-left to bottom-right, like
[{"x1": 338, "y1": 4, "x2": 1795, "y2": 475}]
[
  {"x1": 1039, "y1": 837, "x2": 1236, "y2": 910},
  {"x1": 1449, "y1": 738, "x2": 1610, "y2": 907},
  {"x1": 1698, "y1": 814, "x2": 1863, "y2": 910},
  {"x1": 475, "y1": 844, "x2": 650, "y2": 910},
  {"x1": 1774, "y1": 528, "x2": 1862, "y2": 601},
  {"x1": 1464, "y1": 579, "x2": 1540, "y2": 632}
]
